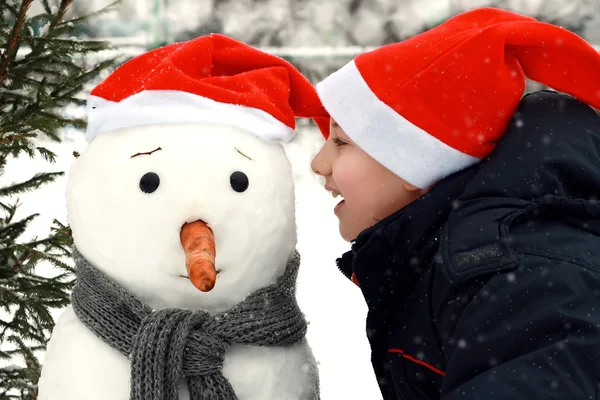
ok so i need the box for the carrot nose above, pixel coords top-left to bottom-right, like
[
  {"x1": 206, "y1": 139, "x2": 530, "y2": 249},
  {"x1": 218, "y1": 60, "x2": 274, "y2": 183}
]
[{"x1": 180, "y1": 220, "x2": 216, "y2": 292}]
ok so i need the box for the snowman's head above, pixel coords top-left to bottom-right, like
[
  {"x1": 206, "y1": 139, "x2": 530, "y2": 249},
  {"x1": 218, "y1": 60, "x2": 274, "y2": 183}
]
[{"x1": 67, "y1": 122, "x2": 297, "y2": 312}]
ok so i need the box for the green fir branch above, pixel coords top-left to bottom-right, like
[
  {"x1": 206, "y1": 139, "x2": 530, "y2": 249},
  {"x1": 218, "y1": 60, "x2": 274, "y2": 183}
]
[
  {"x1": 25, "y1": 14, "x2": 53, "y2": 30},
  {"x1": 0, "y1": 172, "x2": 62, "y2": 197},
  {"x1": 1, "y1": 1, "x2": 20, "y2": 18},
  {"x1": 0, "y1": 214, "x2": 38, "y2": 245},
  {"x1": 0, "y1": 0, "x2": 33, "y2": 87},
  {"x1": 40, "y1": 0, "x2": 52, "y2": 14},
  {"x1": 61, "y1": 0, "x2": 121, "y2": 27},
  {"x1": 34, "y1": 147, "x2": 57, "y2": 163},
  {"x1": 0, "y1": 144, "x2": 35, "y2": 160},
  {"x1": 0, "y1": 0, "x2": 117, "y2": 397},
  {"x1": 20, "y1": 36, "x2": 112, "y2": 53}
]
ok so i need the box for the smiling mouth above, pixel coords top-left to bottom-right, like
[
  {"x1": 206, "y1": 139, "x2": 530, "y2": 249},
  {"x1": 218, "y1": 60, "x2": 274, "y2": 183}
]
[{"x1": 179, "y1": 269, "x2": 222, "y2": 279}]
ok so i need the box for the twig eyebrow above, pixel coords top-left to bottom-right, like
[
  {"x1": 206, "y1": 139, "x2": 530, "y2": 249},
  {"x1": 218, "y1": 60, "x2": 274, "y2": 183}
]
[
  {"x1": 131, "y1": 147, "x2": 162, "y2": 158},
  {"x1": 234, "y1": 147, "x2": 254, "y2": 161}
]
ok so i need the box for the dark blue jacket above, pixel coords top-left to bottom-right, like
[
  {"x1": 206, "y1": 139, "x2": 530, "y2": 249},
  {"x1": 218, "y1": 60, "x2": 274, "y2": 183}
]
[{"x1": 337, "y1": 91, "x2": 600, "y2": 399}]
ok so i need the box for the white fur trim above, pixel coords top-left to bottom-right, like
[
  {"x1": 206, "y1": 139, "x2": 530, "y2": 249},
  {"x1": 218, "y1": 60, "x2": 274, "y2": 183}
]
[
  {"x1": 86, "y1": 90, "x2": 294, "y2": 143},
  {"x1": 316, "y1": 60, "x2": 480, "y2": 188}
]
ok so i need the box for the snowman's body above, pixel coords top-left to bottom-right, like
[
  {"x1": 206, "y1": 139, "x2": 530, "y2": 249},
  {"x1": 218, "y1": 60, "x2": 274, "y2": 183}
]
[
  {"x1": 37, "y1": 122, "x2": 319, "y2": 400},
  {"x1": 39, "y1": 308, "x2": 318, "y2": 400}
]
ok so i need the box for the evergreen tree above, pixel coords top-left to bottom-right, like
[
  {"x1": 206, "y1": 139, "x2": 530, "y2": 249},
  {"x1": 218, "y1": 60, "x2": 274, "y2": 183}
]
[{"x1": 0, "y1": 1, "x2": 118, "y2": 398}]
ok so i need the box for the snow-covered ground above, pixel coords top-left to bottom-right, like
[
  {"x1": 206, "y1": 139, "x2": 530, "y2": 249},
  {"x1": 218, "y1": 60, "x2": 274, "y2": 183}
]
[{"x1": 2, "y1": 120, "x2": 382, "y2": 399}]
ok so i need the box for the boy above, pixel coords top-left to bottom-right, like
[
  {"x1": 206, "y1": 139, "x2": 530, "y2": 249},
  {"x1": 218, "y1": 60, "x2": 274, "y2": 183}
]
[{"x1": 311, "y1": 7, "x2": 600, "y2": 399}]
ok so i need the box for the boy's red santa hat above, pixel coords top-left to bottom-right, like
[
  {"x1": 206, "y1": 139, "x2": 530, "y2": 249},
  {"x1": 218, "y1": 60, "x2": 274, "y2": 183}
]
[
  {"x1": 317, "y1": 7, "x2": 600, "y2": 188},
  {"x1": 87, "y1": 33, "x2": 329, "y2": 143}
]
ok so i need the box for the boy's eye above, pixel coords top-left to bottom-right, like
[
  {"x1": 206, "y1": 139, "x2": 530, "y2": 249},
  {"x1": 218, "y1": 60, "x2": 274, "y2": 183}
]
[{"x1": 333, "y1": 138, "x2": 347, "y2": 147}]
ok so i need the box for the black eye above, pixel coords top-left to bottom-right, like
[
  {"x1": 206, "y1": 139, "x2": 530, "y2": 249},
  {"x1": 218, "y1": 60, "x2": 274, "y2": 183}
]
[
  {"x1": 230, "y1": 171, "x2": 249, "y2": 192},
  {"x1": 139, "y1": 172, "x2": 160, "y2": 193}
]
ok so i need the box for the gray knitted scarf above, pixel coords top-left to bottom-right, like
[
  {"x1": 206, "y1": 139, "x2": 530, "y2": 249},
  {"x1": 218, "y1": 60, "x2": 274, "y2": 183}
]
[{"x1": 71, "y1": 248, "x2": 310, "y2": 400}]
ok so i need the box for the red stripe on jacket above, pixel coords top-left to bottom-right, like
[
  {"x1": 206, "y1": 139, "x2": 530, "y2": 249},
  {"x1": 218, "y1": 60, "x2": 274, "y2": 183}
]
[{"x1": 388, "y1": 348, "x2": 446, "y2": 376}]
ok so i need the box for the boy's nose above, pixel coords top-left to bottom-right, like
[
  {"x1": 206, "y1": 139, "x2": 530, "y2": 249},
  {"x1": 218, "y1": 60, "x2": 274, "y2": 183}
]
[{"x1": 311, "y1": 144, "x2": 332, "y2": 177}]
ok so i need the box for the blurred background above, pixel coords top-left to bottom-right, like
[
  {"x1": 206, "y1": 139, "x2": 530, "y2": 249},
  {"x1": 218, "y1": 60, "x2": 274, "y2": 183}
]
[
  {"x1": 2, "y1": 1, "x2": 600, "y2": 399},
  {"x1": 43, "y1": 0, "x2": 600, "y2": 76}
]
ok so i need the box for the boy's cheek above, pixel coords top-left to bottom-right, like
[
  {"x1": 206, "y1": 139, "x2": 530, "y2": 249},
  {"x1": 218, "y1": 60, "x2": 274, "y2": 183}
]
[{"x1": 333, "y1": 157, "x2": 370, "y2": 194}]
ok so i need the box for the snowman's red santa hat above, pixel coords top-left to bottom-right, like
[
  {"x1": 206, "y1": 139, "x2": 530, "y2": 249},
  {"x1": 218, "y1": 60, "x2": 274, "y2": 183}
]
[
  {"x1": 87, "y1": 34, "x2": 329, "y2": 142},
  {"x1": 317, "y1": 7, "x2": 600, "y2": 188}
]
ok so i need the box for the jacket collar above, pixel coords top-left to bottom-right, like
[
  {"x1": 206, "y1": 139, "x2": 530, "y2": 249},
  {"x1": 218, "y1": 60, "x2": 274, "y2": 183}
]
[{"x1": 336, "y1": 167, "x2": 478, "y2": 309}]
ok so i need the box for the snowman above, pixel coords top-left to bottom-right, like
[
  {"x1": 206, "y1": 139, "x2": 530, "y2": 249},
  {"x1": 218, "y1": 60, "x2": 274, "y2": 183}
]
[{"x1": 37, "y1": 34, "x2": 330, "y2": 400}]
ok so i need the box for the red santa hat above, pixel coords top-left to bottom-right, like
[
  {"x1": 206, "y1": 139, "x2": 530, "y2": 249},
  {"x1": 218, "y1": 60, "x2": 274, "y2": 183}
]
[
  {"x1": 87, "y1": 33, "x2": 329, "y2": 143},
  {"x1": 317, "y1": 7, "x2": 600, "y2": 188}
]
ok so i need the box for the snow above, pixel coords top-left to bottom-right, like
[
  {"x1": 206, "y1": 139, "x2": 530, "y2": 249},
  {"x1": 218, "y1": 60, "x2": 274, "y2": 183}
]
[
  {"x1": 39, "y1": 21, "x2": 51, "y2": 37},
  {"x1": 1, "y1": 119, "x2": 381, "y2": 399}
]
